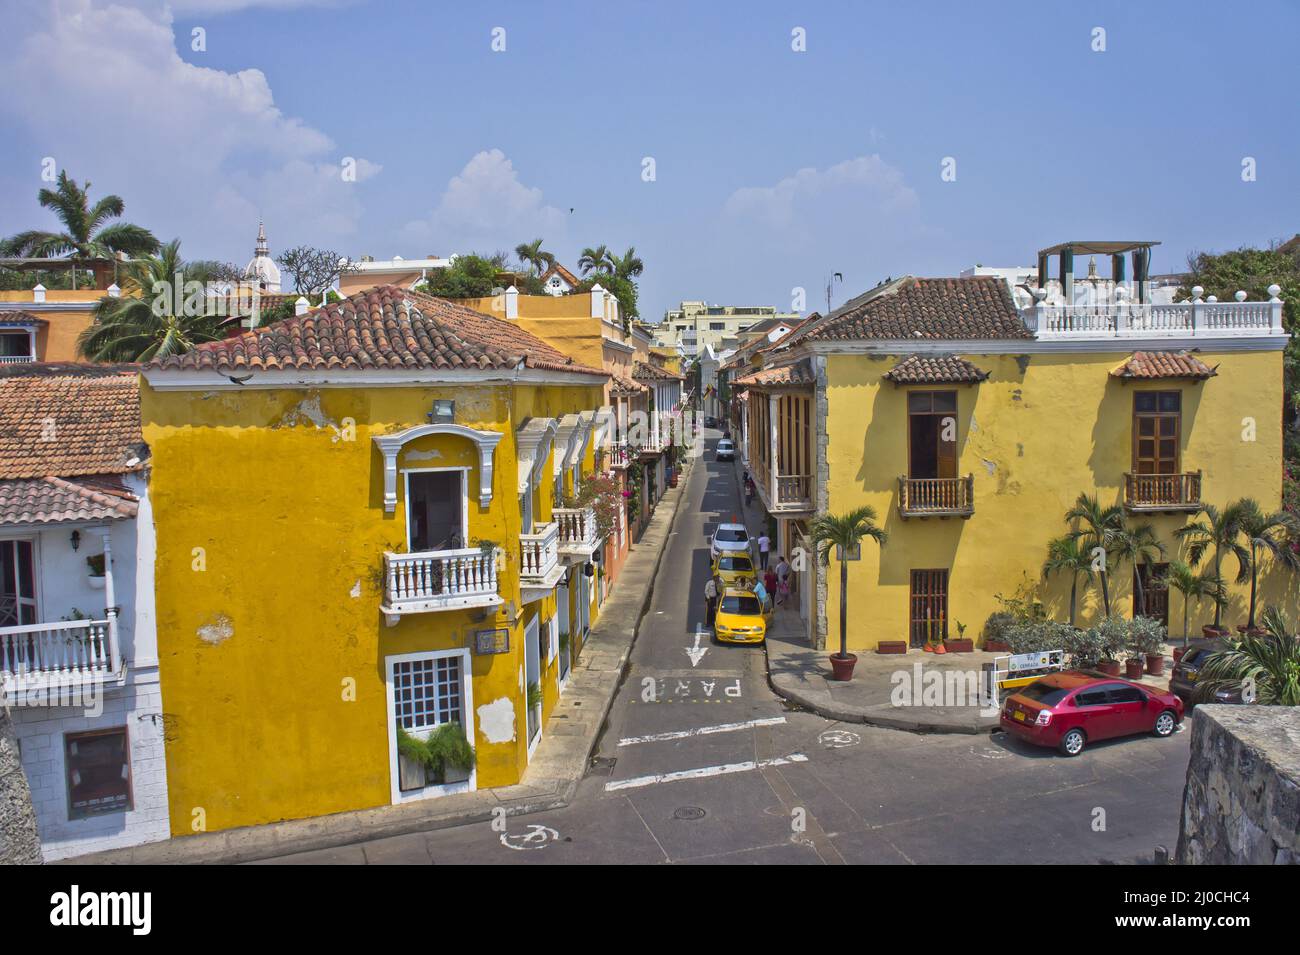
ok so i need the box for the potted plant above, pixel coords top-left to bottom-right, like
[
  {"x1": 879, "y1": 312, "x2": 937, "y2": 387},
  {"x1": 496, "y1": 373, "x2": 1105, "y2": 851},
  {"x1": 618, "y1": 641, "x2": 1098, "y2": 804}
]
[
  {"x1": 1094, "y1": 615, "x2": 1126, "y2": 676},
  {"x1": 983, "y1": 611, "x2": 1012, "y2": 653},
  {"x1": 1164, "y1": 560, "x2": 1227, "y2": 660},
  {"x1": 1175, "y1": 502, "x2": 1248, "y2": 639},
  {"x1": 396, "y1": 722, "x2": 476, "y2": 787},
  {"x1": 810, "y1": 506, "x2": 888, "y2": 681},
  {"x1": 1129, "y1": 616, "x2": 1168, "y2": 676},
  {"x1": 1197, "y1": 605, "x2": 1300, "y2": 705},
  {"x1": 944, "y1": 620, "x2": 974, "y2": 653},
  {"x1": 86, "y1": 553, "x2": 106, "y2": 589}
]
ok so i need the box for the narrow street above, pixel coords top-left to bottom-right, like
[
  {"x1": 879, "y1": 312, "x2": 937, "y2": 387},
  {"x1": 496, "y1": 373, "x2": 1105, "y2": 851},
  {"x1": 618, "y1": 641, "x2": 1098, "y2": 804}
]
[{"x1": 264, "y1": 433, "x2": 1191, "y2": 865}]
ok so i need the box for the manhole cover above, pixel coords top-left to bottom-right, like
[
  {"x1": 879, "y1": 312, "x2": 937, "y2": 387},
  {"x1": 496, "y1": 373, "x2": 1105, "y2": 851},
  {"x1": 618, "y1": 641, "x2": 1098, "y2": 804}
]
[
  {"x1": 673, "y1": 806, "x2": 707, "y2": 821},
  {"x1": 587, "y1": 756, "x2": 617, "y2": 777}
]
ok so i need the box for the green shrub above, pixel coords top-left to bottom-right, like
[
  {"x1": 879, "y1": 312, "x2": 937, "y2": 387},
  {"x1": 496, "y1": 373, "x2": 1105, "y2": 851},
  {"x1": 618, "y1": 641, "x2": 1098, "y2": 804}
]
[
  {"x1": 1061, "y1": 627, "x2": 1108, "y2": 668},
  {"x1": 983, "y1": 611, "x2": 1016, "y2": 643},
  {"x1": 1127, "y1": 616, "x2": 1168, "y2": 657},
  {"x1": 1087, "y1": 616, "x2": 1130, "y2": 662},
  {"x1": 1003, "y1": 620, "x2": 1075, "y2": 654}
]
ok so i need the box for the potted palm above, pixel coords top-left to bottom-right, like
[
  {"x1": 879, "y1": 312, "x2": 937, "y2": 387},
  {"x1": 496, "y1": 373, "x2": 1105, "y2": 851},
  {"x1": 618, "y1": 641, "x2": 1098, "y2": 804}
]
[
  {"x1": 944, "y1": 620, "x2": 974, "y2": 653},
  {"x1": 1164, "y1": 560, "x2": 1227, "y2": 660},
  {"x1": 1197, "y1": 606, "x2": 1300, "y2": 705},
  {"x1": 1233, "y1": 500, "x2": 1300, "y2": 635},
  {"x1": 1042, "y1": 535, "x2": 1094, "y2": 627},
  {"x1": 1175, "y1": 502, "x2": 1249, "y2": 638},
  {"x1": 86, "y1": 553, "x2": 106, "y2": 590},
  {"x1": 810, "y1": 506, "x2": 887, "y2": 681}
]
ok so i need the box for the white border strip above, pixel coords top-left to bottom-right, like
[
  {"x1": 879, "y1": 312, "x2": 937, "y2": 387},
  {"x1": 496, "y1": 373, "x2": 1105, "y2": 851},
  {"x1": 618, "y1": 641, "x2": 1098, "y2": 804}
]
[
  {"x1": 604, "y1": 753, "x2": 808, "y2": 792},
  {"x1": 617, "y1": 716, "x2": 786, "y2": 747}
]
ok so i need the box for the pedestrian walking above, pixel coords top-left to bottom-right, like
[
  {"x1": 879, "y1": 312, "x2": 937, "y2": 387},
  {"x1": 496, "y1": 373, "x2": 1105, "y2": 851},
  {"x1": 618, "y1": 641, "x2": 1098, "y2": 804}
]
[
  {"x1": 757, "y1": 532, "x2": 771, "y2": 569},
  {"x1": 704, "y1": 576, "x2": 719, "y2": 626},
  {"x1": 763, "y1": 567, "x2": 778, "y2": 598},
  {"x1": 744, "y1": 475, "x2": 754, "y2": 506},
  {"x1": 775, "y1": 555, "x2": 792, "y2": 606},
  {"x1": 753, "y1": 578, "x2": 770, "y2": 612}
]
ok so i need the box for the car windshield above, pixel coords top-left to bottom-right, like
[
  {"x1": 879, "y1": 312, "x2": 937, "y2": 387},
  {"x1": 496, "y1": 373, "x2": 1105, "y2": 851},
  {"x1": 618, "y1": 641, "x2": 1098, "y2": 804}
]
[
  {"x1": 718, "y1": 556, "x2": 752, "y2": 571},
  {"x1": 721, "y1": 594, "x2": 761, "y2": 615},
  {"x1": 718, "y1": 441, "x2": 733, "y2": 448},
  {"x1": 1018, "y1": 682, "x2": 1071, "y2": 706},
  {"x1": 715, "y1": 528, "x2": 748, "y2": 542},
  {"x1": 1182, "y1": 648, "x2": 1211, "y2": 666}
]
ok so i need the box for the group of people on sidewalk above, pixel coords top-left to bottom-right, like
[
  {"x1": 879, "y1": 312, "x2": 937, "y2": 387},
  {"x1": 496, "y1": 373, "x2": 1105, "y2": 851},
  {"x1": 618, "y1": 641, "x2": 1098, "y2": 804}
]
[{"x1": 704, "y1": 473, "x2": 793, "y2": 625}]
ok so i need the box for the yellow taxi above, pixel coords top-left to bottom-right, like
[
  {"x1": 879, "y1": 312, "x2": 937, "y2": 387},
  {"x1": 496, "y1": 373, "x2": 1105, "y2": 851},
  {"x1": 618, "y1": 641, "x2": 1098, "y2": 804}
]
[
  {"x1": 711, "y1": 552, "x2": 757, "y2": 590},
  {"x1": 713, "y1": 586, "x2": 770, "y2": 644}
]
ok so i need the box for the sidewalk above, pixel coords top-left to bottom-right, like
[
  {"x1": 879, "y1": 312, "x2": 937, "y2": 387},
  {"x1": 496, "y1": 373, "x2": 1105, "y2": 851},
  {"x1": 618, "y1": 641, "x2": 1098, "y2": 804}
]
[{"x1": 66, "y1": 459, "x2": 692, "y2": 865}]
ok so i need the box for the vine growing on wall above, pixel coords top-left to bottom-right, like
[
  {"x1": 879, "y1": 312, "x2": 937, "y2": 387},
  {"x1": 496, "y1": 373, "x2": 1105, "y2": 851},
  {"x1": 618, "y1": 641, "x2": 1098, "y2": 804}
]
[
  {"x1": 624, "y1": 463, "x2": 644, "y2": 522},
  {"x1": 565, "y1": 472, "x2": 623, "y2": 539}
]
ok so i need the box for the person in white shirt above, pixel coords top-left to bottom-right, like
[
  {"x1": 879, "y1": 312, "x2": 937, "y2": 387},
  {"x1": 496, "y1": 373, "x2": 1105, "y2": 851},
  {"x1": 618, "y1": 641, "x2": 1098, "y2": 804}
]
[
  {"x1": 757, "y1": 533, "x2": 771, "y2": 569},
  {"x1": 704, "y1": 576, "x2": 719, "y2": 625}
]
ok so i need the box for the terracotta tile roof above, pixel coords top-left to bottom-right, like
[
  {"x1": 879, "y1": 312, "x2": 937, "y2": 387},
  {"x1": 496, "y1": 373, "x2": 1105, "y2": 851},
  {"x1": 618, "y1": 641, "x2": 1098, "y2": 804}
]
[
  {"x1": 0, "y1": 476, "x2": 138, "y2": 525},
  {"x1": 732, "y1": 359, "x2": 815, "y2": 389},
  {"x1": 0, "y1": 310, "x2": 47, "y2": 327},
  {"x1": 150, "y1": 285, "x2": 605, "y2": 377},
  {"x1": 0, "y1": 369, "x2": 146, "y2": 480},
  {"x1": 632, "y1": 360, "x2": 683, "y2": 382},
  {"x1": 1110, "y1": 351, "x2": 1218, "y2": 381},
  {"x1": 539, "y1": 263, "x2": 581, "y2": 287},
  {"x1": 609, "y1": 372, "x2": 646, "y2": 396},
  {"x1": 883, "y1": 354, "x2": 989, "y2": 385},
  {"x1": 782, "y1": 277, "x2": 1031, "y2": 345}
]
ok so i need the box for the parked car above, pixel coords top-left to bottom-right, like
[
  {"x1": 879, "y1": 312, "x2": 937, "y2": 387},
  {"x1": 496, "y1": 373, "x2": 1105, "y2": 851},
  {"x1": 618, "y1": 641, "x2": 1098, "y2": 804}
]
[
  {"x1": 711, "y1": 552, "x2": 757, "y2": 590},
  {"x1": 713, "y1": 586, "x2": 770, "y2": 644},
  {"x1": 709, "y1": 522, "x2": 750, "y2": 561},
  {"x1": 1169, "y1": 640, "x2": 1243, "y2": 706},
  {"x1": 715, "y1": 438, "x2": 736, "y2": 461},
  {"x1": 999, "y1": 672, "x2": 1183, "y2": 756}
]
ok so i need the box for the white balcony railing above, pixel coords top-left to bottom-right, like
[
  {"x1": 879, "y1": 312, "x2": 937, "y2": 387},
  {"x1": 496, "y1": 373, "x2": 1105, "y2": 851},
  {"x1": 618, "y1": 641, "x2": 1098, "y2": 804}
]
[
  {"x1": 554, "y1": 507, "x2": 600, "y2": 558},
  {"x1": 0, "y1": 618, "x2": 121, "y2": 694},
  {"x1": 1026, "y1": 296, "x2": 1283, "y2": 341},
  {"x1": 519, "y1": 522, "x2": 560, "y2": 582},
  {"x1": 381, "y1": 547, "x2": 502, "y2": 622},
  {"x1": 0, "y1": 355, "x2": 35, "y2": 364}
]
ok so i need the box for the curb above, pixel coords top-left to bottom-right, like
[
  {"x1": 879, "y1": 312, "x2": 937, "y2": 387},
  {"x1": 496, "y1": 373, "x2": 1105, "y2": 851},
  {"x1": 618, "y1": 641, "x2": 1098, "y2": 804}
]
[
  {"x1": 63, "y1": 461, "x2": 693, "y2": 866},
  {"x1": 767, "y1": 677, "x2": 997, "y2": 735}
]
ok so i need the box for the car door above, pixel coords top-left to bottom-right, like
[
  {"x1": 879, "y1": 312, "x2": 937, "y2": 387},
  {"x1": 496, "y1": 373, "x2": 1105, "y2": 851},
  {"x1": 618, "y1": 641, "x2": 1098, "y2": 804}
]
[
  {"x1": 1069, "y1": 686, "x2": 1115, "y2": 740},
  {"x1": 1103, "y1": 684, "x2": 1150, "y2": 738}
]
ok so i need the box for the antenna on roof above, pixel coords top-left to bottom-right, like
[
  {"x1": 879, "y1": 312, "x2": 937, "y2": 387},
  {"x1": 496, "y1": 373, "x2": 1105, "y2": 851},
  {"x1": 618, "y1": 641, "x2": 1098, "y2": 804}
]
[{"x1": 826, "y1": 272, "x2": 843, "y2": 313}]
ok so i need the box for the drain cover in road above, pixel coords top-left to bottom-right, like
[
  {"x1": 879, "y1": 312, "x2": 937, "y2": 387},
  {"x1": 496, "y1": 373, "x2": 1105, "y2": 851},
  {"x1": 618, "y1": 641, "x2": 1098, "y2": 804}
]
[
  {"x1": 587, "y1": 756, "x2": 617, "y2": 777},
  {"x1": 673, "y1": 806, "x2": 707, "y2": 820}
]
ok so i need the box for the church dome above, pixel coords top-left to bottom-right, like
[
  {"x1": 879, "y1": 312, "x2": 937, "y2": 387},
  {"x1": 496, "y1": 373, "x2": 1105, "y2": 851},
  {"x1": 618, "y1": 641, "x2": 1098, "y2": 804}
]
[{"x1": 243, "y1": 220, "x2": 281, "y2": 292}]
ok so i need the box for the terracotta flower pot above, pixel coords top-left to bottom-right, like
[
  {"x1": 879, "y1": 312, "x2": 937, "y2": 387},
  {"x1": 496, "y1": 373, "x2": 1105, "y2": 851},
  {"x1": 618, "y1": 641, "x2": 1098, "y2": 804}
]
[
  {"x1": 1172, "y1": 647, "x2": 1186, "y2": 663},
  {"x1": 985, "y1": 640, "x2": 1011, "y2": 653},
  {"x1": 1145, "y1": 653, "x2": 1165, "y2": 676},
  {"x1": 1125, "y1": 659, "x2": 1145, "y2": 680},
  {"x1": 1098, "y1": 659, "x2": 1121, "y2": 677},
  {"x1": 943, "y1": 639, "x2": 974, "y2": 653},
  {"x1": 829, "y1": 653, "x2": 857, "y2": 681},
  {"x1": 1202, "y1": 626, "x2": 1229, "y2": 639}
]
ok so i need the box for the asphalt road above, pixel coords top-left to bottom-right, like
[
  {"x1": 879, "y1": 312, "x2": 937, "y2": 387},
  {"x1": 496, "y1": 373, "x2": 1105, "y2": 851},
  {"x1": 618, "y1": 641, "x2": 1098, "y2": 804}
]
[{"x1": 264, "y1": 434, "x2": 1192, "y2": 865}]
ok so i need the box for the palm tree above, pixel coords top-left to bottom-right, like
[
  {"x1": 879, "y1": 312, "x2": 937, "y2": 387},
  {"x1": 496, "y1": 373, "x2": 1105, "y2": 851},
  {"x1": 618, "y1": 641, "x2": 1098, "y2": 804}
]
[
  {"x1": 513, "y1": 239, "x2": 555, "y2": 277},
  {"x1": 578, "y1": 245, "x2": 613, "y2": 275},
  {"x1": 1197, "y1": 605, "x2": 1300, "y2": 705},
  {"x1": 810, "y1": 506, "x2": 888, "y2": 664},
  {"x1": 609, "y1": 247, "x2": 645, "y2": 281},
  {"x1": 1110, "y1": 522, "x2": 1166, "y2": 618},
  {"x1": 1233, "y1": 500, "x2": 1300, "y2": 630},
  {"x1": 1164, "y1": 560, "x2": 1227, "y2": 649},
  {"x1": 1175, "y1": 502, "x2": 1250, "y2": 631},
  {"x1": 1, "y1": 171, "x2": 159, "y2": 288},
  {"x1": 77, "y1": 240, "x2": 223, "y2": 362},
  {"x1": 1064, "y1": 493, "x2": 1124, "y2": 616},
  {"x1": 0, "y1": 710, "x2": 42, "y2": 863},
  {"x1": 1042, "y1": 535, "x2": 1094, "y2": 626}
]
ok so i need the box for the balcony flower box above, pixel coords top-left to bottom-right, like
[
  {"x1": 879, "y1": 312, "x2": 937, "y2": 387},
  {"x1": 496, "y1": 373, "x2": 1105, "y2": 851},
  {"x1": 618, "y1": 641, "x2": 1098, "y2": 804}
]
[{"x1": 943, "y1": 638, "x2": 974, "y2": 653}]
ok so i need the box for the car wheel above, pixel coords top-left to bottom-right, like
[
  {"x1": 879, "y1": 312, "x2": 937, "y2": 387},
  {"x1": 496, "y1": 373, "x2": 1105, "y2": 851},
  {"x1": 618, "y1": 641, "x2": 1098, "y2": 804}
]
[
  {"x1": 1153, "y1": 710, "x2": 1177, "y2": 737},
  {"x1": 1059, "y1": 728, "x2": 1086, "y2": 757}
]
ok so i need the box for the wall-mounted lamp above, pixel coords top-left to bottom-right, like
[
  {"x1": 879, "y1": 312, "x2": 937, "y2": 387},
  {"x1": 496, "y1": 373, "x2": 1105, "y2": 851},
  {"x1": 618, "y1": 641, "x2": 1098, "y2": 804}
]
[
  {"x1": 428, "y1": 399, "x2": 455, "y2": 424},
  {"x1": 70, "y1": 530, "x2": 81, "y2": 551}
]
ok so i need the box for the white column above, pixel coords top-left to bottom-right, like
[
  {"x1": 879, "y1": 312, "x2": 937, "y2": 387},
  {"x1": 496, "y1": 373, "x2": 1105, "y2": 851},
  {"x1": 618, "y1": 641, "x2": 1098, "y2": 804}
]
[
  {"x1": 1269, "y1": 284, "x2": 1285, "y2": 334},
  {"x1": 101, "y1": 531, "x2": 122, "y2": 674},
  {"x1": 590, "y1": 284, "x2": 605, "y2": 318},
  {"x1": 768, "y1": 392, "x2": 780, "y2": 503},
  {"x1": 505, "y1": 285, "x2": 519, "y2": 320}
]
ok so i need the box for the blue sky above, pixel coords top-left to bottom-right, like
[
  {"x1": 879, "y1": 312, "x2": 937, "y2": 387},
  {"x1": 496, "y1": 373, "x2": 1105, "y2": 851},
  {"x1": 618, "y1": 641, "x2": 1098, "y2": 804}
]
[{"x1": 1, "y1": 0, "x2": 1297, "y2": 320}]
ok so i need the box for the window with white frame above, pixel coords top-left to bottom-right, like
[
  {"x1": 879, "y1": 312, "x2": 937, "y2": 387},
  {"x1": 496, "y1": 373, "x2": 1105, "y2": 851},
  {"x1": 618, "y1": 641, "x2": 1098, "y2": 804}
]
[{"x1": 392, "y1": 656, "x2": 463, "y2": 731}]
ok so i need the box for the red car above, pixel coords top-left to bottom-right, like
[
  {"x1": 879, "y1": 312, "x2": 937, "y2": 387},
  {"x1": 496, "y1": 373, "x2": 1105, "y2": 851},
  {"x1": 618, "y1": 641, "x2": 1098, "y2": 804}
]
[{"x1": 1000, "y1": 672, "x2": 1184, "y2": 756}]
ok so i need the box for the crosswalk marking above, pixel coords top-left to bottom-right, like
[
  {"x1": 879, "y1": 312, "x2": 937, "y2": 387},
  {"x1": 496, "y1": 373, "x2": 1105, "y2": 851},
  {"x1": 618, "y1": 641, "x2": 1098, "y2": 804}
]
[
  {"x1": 604, "y1": 753, "x2": 809, "y2": 792},
  {"x1": 617, "y1": 716, "x2": 786, "y2": 747}
]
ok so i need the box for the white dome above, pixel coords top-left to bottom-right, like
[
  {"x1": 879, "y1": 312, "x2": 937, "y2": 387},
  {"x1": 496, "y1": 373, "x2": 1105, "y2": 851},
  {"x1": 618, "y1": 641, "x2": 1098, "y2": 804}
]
[{"x1": 243, "y1": 220, "x2": 282, "y2": 291}]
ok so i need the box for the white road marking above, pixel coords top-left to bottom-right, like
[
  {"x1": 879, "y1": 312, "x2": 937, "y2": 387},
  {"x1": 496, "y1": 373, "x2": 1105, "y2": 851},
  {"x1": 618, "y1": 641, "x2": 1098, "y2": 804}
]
[
  {"x1": 685, "y1": 626, "x2": 709, "y2": 667},
  {"x1": 604, "y1": 753, "x2": 808, "y2": 792},
  {"x1": 617, "y1": 716, "x2": 786, "y2": 747}
]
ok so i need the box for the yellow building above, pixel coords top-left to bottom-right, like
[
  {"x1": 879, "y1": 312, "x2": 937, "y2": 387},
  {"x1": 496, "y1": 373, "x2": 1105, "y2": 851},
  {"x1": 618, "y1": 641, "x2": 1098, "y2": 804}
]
[
  {"x1": 0, "y1": 286, "x2": 114, "y2": 363},
  {"x1": 139, "y1": 285, "x2": 611, "y2": 834},
  {"x1": 736, "y1": 260, "x2": 1296, "y2": 651}
]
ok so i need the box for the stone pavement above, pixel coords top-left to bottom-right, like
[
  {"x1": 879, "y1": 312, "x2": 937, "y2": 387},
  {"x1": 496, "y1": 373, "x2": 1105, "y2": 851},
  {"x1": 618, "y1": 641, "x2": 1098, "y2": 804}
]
[{"x1": 66, "y1": 458, "x2": 692, "y2": 865}]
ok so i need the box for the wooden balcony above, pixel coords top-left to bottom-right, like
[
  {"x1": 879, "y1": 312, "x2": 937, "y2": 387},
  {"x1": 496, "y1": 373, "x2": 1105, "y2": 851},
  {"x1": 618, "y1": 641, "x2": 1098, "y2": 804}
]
[
  {"x1": 1, "y1": 618, "x2": 121, "y2": 697},
  {"x1": 554, "y1": 506, "x2": 600, "y2": 561},
  {"x1": 1124, "y1": 471, "x2": 1201, "y2": 513},
  {"x1": 898, "y1": 475, "x2": 975, "y2": 519},
  {"x1": 381, "y1": 547, "x2": 502, "y2": 624}
]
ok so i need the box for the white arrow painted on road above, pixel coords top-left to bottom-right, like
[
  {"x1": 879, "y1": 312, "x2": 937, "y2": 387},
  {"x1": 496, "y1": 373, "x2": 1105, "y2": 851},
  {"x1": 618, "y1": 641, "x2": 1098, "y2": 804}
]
[{"x1": 685, "y1": 626, "x2": 709, "y2": 667}]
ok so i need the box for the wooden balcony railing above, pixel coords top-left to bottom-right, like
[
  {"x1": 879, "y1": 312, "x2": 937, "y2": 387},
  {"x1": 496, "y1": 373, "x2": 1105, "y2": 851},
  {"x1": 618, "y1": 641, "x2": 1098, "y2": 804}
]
[
  {"x1": 0, "y1": 619, "x2": 120, "y2": 694},
  {"x1": 898, "y1": 475, "x2": 975, "y2": 518},
  {"x1": 1124, "y1": 471, "x2": 1202, "y2": 512},
  {"x1": 519, "y1": 522, "x2": 560, "y2": 582},
  {"x1": 382, "y1": 547, "x2": 501, "y2": 620},
  {"x1": 554, "y1": 507, "x2": 600, "y2": 557}
]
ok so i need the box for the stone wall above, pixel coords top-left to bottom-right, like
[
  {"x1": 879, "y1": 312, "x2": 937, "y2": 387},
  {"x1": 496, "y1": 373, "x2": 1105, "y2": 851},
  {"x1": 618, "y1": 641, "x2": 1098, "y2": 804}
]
[{"x1": 1177, "y1": 705, "x2": 1300, "y2": 865}]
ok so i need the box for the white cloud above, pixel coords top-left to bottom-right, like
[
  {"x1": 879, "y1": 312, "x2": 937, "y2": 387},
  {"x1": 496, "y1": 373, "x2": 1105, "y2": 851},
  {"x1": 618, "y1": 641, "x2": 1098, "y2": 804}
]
[
  {"x1": 403, "y1": 149, "x2": 567, "y2": 255},
  {"x1": 724, "y1": 155, "x2": 919, "y2": 239},
  {"x1": 0, "y1": 0, "x2": 378, "y2": 261}
]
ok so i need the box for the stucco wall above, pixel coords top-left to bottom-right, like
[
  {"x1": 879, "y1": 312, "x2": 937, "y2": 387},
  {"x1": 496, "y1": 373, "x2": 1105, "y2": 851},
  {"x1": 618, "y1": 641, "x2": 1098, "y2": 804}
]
[{"x1": 823, "y1": 347, "x2": 1294, "y2": 650}]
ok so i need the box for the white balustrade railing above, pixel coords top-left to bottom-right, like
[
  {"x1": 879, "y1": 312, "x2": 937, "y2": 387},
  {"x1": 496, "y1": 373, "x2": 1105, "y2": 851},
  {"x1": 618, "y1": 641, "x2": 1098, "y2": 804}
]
[
  {"x1": 519, "y1": 522, "x2": 560, "y2": 581},
  {"x1": 0, "y1": 355, "x2": 35, "y2": 364},
  {"x1": 0, "y1": 619, "x2": 119, "y2": 688},
  {"x1": 1029, "y1": 299, "x2": 1283, "y2": 340},
  {"x1": 384, "y1": 547, "x2": 500, "y2": 609},
  {"x1": 554, "y1": 507, "x2": 600, "y2": 553}
]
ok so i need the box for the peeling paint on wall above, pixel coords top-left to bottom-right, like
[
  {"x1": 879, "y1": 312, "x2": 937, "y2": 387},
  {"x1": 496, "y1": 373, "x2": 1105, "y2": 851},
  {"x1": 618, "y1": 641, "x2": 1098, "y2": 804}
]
[
  {"x1": 197, "y1": 614, "x2": 234, "y2": 645},
  {"x1": 273, "y1": 392, "x2": 336, "y2": 431},
  {"x1": 350, "y1": 580, "x2": 361, "y2": 599},
  {"x1": 402, "y1": 448, "x2": 443, "y2": 462},
  {"x1": 477, "y1": 697, "x2": 517, "y2": 744},
  {"x1": 981, "y1": 458, "x2": 997, "y2": 475}
]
